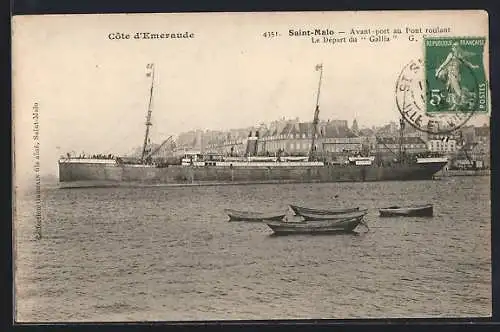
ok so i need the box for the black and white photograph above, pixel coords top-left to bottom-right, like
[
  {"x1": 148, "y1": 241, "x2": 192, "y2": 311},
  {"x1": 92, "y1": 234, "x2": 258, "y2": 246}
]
[{"x1": 12, "y1": 10, "x2": 491, "y2": 321}]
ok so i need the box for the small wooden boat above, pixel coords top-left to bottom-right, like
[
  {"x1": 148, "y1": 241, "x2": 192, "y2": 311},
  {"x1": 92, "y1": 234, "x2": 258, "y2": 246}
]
[
  {"x1": 224, "y1": 208, "x2": 286, "y2": 222},
  {"x1": 266, "y1": 215, "x2": 366, "y2": 235},
  {"x1": 300, "y1": 209, "x2": 368, "y2": 221},
  {"x1": 379, "y1": 204, "x2": 433, "y2": 217},
  {"x1": 289, "y1": 204, "x2": 360, "y2": 216}
]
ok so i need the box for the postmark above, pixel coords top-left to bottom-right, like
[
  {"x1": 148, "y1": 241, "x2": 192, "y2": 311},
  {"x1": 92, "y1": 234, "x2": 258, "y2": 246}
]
[{"x1": 396, "y1": 59, "x2": 472, "y2": 134}]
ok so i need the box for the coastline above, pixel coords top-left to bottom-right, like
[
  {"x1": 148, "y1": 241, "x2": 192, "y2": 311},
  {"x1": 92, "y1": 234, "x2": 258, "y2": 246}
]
[{"x1": 434, "y1": 169, "x2": 491, "y2": 178}]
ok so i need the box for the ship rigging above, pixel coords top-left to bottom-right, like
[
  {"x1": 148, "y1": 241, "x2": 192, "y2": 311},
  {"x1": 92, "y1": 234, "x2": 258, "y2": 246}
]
[
  {"x1": 308, "y1": 63, "x2": 323, "y2": 162},
  {"x1": 141, "y1": 63, "x2": 155, "y2": 163}
]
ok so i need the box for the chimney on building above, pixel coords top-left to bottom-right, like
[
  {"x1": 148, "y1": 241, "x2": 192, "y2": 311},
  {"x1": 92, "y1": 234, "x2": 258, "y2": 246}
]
[{"x1": 352, "y1": 119, "x2": 359, "y2": 133}]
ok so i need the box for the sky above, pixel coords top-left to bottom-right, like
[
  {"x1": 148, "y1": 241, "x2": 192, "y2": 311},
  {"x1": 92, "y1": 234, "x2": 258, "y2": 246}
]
[{"x1": 13, "y1": 11, "x2": 489, "y2": 181}]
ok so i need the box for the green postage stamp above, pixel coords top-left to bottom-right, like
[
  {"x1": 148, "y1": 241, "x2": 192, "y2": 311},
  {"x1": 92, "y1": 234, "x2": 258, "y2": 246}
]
[{"x1": 425, "y1": 37, "x2": 488, "y2": 114}]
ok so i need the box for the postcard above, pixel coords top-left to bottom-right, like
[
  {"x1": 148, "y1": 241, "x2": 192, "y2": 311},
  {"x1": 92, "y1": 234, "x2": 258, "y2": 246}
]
[{"x1": 12, "y1": 10, "x2": 491, "y2": 322}]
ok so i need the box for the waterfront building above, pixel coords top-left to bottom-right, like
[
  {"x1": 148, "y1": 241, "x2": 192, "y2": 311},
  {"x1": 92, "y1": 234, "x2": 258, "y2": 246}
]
[
  {"x1": 449, "y1": 125, "x2": 490, "y2": 169},
  {"x1": 257, "y1": 119, "x2": 359, "y2": 156},
  {"x1": 375, "y1": 136, "x2": 427, "y2": 161},
  {"x1": 427, "y1": 138, "x2": 457, "y2": 153}
]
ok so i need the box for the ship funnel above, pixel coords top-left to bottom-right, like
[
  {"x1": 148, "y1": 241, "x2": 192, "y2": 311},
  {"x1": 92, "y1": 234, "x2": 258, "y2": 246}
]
[{"x1": 245, "y1": 132, "x2": 259, "y2": 156}]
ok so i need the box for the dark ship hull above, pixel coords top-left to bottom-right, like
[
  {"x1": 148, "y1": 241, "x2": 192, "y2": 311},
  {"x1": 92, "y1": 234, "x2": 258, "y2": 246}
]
[{"x1": 58, "y1": 159, "x2": 447, "y2": 188}]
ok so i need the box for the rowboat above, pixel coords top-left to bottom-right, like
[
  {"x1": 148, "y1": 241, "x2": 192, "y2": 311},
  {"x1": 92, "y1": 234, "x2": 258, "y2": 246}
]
[
  {"x1": 266, "y1": 215, "x2": 366, "y2": 235},
  {"x1": 224, "y1": 208, "x2": 286, "y2": 222},
  {"x1": 289, "y1": 204, "x2": 360, "y2": 216},
  {"x1": 379, "y1": 204, "x2": 433, "y2": 217},
  {"x1": 300, "y1": 209, "x2": 368, "y2": 221}
]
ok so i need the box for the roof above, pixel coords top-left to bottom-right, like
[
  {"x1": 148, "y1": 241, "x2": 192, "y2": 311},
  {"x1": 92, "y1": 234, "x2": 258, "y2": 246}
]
[
  {"x1": 298, "y1": 122, "x2": 313, "y2": 135},
  {"x1": 323, "y1": 125, "x2": 358, "y2": 138},
  {"x1": 358, "y1": 128, "x2": 375, "y2": 136},
  {"x1": 280, "y1": 123, "x2": 295, "y2": 136},
  {"x1": 287, "y1": 122, "x2": 314, "y2": 137},
  {"x1": 377, "y1": 123, "x2": 393, "y2": 133},
  {"x1": 272, "y1": 121, "x2": 358, "y2": 139}
]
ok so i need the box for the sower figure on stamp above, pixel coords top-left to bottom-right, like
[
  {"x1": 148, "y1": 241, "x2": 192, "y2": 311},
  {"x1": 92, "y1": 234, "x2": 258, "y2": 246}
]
[{"x1": 435, "y1": 42, "x2": 479, "y2": 111}]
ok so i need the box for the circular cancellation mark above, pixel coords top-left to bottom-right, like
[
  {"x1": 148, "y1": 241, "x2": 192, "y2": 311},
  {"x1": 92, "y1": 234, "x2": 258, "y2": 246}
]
[{"x1": 395, "y1": 59, "x2": 479, "y2": 135}]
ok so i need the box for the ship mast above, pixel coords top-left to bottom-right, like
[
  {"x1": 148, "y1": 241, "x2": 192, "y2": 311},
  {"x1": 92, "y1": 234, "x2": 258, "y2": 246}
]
[
  {"x1": 141, "y1": 63, "x2": 155, "y2": 163},
  {"x1": 399, "y1": 117, "x2": 405, "y2": 163},
  {"x1": 309, "y1": 63, "x2": 323, "y2": 161}
]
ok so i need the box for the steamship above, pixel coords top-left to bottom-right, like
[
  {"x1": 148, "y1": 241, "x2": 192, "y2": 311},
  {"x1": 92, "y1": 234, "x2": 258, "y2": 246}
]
[{"x1": 58, "y1": 64, "x2": 447, "y2": 188}]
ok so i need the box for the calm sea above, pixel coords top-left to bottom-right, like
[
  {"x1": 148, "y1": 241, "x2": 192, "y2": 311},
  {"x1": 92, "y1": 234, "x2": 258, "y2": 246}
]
[{"x1": 14, "y1": 176, "x2": 491, "y2": 321}]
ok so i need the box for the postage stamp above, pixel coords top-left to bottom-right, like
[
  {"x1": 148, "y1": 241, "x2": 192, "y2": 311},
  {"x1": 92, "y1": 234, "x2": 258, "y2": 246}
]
[
  {"x1": 425, "y1": 37, "x2": 488, "y2": 114},
  {"x1": 396, "y1": 58, "x2": 475, "y2": 134},
  {"x1": 396, "y1": 37, "x2": 488, "y2": 134}
]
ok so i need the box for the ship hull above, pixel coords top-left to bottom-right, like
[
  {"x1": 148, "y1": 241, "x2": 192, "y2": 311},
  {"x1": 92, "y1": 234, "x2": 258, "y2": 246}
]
[{"x1": 58, "y1": 161, "x2": 447, "y2": 188}]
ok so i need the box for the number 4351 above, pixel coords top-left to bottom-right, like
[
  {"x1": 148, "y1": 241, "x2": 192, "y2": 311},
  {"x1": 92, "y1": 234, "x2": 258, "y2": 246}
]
[{"x1": 262, "y1": 31, "x2": 279, "y2": 38}]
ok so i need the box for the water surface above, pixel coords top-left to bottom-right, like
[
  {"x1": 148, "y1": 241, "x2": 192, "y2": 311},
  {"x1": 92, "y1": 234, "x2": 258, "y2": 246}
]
[{"x1": 14, "y1": 176, "x2": 491, "y2": 321}]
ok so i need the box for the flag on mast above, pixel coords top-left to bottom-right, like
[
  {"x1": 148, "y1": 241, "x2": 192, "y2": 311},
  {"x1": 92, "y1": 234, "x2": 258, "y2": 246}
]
[
  {"x1": 146, "y1": 63, "x2": 154, "y2": 77},
  {"x1": 315, "y1": 63, "x2": 323, "y2": 71}
]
